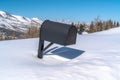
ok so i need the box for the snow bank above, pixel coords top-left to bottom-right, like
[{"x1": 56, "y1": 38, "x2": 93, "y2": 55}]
[{"x1": 0, "y1": 27, "x2": 120, "y2": 80}]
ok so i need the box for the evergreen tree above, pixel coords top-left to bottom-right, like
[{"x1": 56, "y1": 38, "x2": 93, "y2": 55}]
[{"x1": 117, "y1": 22, "x2": 120, "y2": 27}]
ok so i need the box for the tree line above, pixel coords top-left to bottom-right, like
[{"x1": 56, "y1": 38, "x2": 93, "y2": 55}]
[
  {"x1": 72, "y1": 18, "x2": 120, "y2": 33},
  {"x1": 0, "y1": 26, "x2": 39, "y2": 40}
]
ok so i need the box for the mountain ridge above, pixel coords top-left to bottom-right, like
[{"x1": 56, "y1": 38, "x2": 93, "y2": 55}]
[
  {"x1": 0, "y1": 10, "x2": 43, "y2": 39},
  {"x1": 0, "y1": 11, "x2": 43, "y2": 32}
]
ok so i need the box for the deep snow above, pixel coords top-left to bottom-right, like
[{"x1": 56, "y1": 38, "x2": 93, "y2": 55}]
[{"x1": 0, "y1": 27, "x2": 120, "y2": 80}]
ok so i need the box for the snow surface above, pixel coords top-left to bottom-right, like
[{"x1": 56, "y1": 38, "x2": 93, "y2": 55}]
[
  {"x1": 0, "y1": 11, "x2": 8, "y2": 17},
  {"x1": 32, "y1": 18, "x2": 43, "y2": 24},
  {"x1": 13, "y1": 15, "x2": 31, "y2": 22},
  {"x1": 0, "y1": 27, "x2": 120, "y2": 80}
]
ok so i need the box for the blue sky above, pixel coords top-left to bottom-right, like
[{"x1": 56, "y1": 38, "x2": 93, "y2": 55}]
[{"x1": 0, "y1": 0, "x2": 120, "y2": 22}]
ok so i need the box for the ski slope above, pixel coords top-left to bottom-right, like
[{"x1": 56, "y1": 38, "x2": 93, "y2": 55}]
[{"x1": 0, "y1": 27, "x2": 120, "y2": 80}]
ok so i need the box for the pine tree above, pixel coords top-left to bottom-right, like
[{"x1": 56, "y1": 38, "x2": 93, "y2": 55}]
[
  {"x1": 89, "y1": 21, "x2": 94, "y2": 33},
  {"x1": 117, "y1": 22, "x2": 120, "y2": 27}
]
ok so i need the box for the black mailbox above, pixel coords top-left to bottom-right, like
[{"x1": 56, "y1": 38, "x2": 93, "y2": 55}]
[{"x1": 38, "y1": 20, "x2": 77, "y2": 58}]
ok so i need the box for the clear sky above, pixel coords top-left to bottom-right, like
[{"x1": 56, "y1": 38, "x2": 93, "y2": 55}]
[{"x1": 0, "y1": 0, "x2": 120, "y2": 22}]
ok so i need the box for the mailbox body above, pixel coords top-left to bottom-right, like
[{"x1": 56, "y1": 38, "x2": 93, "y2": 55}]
[{"x1": 40, "y1": 20, "x2": 77, "y2": 45}]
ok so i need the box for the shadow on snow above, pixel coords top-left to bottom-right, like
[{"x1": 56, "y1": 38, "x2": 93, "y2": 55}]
[{"x1": 44, "y1": 47, "x2": 85, "y2": 59}]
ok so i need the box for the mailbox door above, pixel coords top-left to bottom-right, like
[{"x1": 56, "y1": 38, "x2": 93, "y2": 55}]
[{"x1": 66, "y1": 26, "x2": 77, "y2": 45}]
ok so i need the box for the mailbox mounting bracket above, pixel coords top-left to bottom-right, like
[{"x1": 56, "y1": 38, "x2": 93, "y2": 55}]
[
  {"x1": 43, "y1": 42, "x2": 54, "y2": 51},
  {"x1": 38, "y1": 40, "x2": 53, "y2": 58}
]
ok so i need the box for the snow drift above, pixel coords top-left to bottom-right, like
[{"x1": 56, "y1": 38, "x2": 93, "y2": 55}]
[{"x1": 0, "y1": 27, "x2": 120, "y2": 80}]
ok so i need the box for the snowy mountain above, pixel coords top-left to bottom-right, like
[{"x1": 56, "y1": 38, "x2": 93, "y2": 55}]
[
  {"x1": 0, "y1": 11, "x2": 43, "y2": 33},
  {"x1": 0, "y1": 27, "x2": 120, "y2": 80}
]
